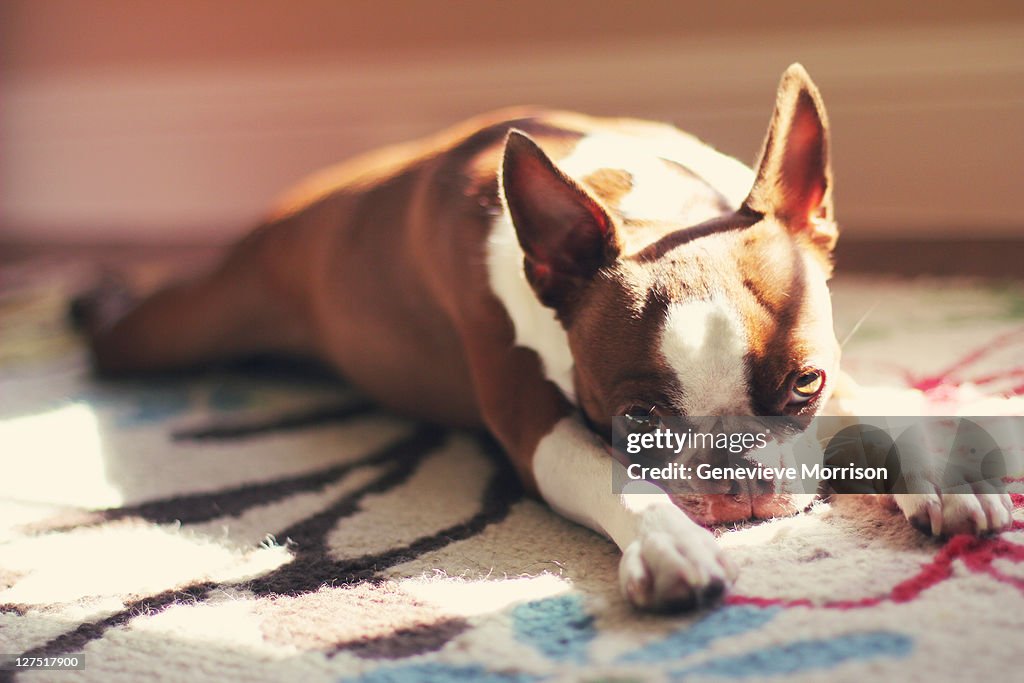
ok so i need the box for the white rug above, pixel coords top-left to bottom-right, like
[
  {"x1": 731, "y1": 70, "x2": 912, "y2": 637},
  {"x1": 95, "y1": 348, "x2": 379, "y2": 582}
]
[{"x1": 1, "y1": 260, "x2": 1023, "y2": 683}]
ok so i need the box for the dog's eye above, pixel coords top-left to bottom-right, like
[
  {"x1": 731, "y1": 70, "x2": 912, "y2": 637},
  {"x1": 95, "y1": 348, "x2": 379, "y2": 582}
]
[
  {"x1": 622, "y1": 404, "x2": 661, "y2": 433},
  {"x1": 789, "y1": 370, "x2": 825, "y2": 404}
]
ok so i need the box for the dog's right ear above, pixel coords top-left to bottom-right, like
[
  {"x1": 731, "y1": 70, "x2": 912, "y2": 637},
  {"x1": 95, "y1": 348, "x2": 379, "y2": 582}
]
[
  {"x1": 743, "y1": 64, "x2": 837, "y2": 255},
  {"x1": 501, "y1": 130, "x2": 620, "y2": 308}
]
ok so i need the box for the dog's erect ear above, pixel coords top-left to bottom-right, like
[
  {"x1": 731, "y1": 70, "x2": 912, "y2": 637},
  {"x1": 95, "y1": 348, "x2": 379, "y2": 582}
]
[
  {"x1": 744, "y1": 64, "x2": 837, "y2": 253},
  {"x1": 501, "y1": 130, "x2": 620, "y2": 308}
]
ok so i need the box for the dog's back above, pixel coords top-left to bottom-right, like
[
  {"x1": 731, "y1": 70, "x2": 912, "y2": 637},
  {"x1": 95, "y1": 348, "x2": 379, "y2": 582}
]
[{"x1": 82, "y1": 107, "x2": 749, "y2": 426}]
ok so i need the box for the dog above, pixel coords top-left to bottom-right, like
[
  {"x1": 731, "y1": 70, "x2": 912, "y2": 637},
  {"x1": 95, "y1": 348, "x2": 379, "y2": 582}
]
[{"x1": 79, "y1": 64, "x2": 1013, "y2": 610}]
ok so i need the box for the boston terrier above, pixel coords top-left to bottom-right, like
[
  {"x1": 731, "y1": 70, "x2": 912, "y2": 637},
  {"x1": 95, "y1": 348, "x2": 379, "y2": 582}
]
[{"x1": 80, "y1": 64, "x2": 1013, "y2": 610}]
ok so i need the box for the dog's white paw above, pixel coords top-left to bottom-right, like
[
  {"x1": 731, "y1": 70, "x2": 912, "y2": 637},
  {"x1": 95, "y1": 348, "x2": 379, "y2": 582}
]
[
  {"x1": 892, "y1": 490, "x2": 1014, "y2": 536},
  {"x1": 618, "y1": 503, "x2": 737, "y2": 611}
]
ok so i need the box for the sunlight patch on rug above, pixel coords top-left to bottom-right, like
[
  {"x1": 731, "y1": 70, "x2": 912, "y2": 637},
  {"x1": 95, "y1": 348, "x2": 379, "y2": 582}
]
[{"x1": 0, "y1": 402, "x2": 121, "y2": 508}]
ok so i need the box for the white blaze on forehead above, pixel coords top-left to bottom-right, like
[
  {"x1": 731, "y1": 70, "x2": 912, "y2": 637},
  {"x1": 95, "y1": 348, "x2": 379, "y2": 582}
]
[
  {"x1": 556, "y1": 130, "x2": 754, "y2": 222},
  {"x1": 661, "y1": 297, "x2": 751, "y2": 415}
]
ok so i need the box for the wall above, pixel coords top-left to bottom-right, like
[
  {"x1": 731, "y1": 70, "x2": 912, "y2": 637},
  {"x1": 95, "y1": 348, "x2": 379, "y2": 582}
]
[{"x1": 2, "y1": 1, "x2": 1023, "y2": 244}]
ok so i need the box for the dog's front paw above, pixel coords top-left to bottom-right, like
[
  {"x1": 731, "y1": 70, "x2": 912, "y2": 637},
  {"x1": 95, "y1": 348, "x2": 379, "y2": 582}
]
[
  {"x1": 892, "y1": 490, "x2": 1014, "y2": 537},
  {"x1": 619, "y1": 503, "x2": 737, "y2": 611}
]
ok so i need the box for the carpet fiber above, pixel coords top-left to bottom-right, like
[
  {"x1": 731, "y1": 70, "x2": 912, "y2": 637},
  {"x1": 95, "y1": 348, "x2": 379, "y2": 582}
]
[{"x1": 1, "y1": 259, "x2": 1023, "y2": 682}]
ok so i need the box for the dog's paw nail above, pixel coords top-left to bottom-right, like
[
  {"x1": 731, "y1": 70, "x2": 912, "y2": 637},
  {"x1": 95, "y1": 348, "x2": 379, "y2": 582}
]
[
  {"x1": 905, "y1": 501, "x2": 941, "y2": 536},
  {"x1": 625, "y1": 578, "x2": 652, "y2": 609},
  {"x1": 624, "y1": 573, "x2": 653, "y2": 609},
  {"x1": 979, "y1": 493, "x2": 1013, "y2": 534},
  {"x1": 697, "y1": 577, "x2": 726, "y2": 607},
  {"x1": 971, "y1": 507, "x2": 989, "y2": 535},
  {"x1": 992, "y1": 503, "x2": 1012, "y2": 531},
  {"x1": 927, "y1": 501, "x2": 944, "y2": 537}
]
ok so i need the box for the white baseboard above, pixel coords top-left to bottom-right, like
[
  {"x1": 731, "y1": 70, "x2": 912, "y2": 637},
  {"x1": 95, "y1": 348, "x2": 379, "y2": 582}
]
[{"x1": 2, "y1": 23, "x2": 1022, "y2": 243}]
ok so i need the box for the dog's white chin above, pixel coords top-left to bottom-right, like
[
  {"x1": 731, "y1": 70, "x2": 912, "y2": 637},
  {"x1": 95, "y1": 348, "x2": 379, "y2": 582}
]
[{"x1": 669, "y1": 492, "x2": 815, "y2": 525}]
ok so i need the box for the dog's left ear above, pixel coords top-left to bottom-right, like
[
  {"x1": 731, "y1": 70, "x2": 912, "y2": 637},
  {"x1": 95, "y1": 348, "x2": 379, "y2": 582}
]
[
  {"x1": 501, "y1": 130, "x2": 620, "y2": 308},
  {"x1": 744, "y1": 64, "x2": 837, "y2": 254}
]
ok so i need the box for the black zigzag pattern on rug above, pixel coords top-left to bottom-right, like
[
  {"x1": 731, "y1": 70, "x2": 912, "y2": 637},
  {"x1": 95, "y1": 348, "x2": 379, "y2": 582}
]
[
  {"x1": 1, "y1": 405, "x2": 523, "y2": 682},
  {"x1": 22, "y1": 403, "x2": 402, "y2": 533}
]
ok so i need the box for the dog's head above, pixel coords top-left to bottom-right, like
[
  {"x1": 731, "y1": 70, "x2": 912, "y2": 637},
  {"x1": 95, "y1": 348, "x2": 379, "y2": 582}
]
[{"x1": 501, "y1": 65, "x2": 840, "y2": 518}]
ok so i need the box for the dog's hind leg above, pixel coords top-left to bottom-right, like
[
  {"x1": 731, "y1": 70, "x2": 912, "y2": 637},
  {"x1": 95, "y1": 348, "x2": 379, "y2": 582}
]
[{"x1": 78, "y1": 222, "x2": 315, "y2": 375}]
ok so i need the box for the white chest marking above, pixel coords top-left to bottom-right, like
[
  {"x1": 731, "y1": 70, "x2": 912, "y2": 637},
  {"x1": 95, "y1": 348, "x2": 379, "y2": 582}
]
[
  {"x1": 486, "y1": 211, "x2": 576, "y2": 400},
  {"x1": 661, "y1": 297, "x2": 751, "y2": 415}
]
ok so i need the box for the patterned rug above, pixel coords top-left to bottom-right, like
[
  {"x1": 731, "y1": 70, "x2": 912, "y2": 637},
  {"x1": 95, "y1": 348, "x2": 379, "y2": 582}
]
[{"x1": 1, "y1": 258, "x2": 1023, "y2": 683}]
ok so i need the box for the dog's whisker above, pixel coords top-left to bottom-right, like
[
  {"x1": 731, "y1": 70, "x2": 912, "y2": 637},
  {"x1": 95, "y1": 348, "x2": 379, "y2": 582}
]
[{"x1": 840, "y1": 301, "x2": 879, "y2": 349}]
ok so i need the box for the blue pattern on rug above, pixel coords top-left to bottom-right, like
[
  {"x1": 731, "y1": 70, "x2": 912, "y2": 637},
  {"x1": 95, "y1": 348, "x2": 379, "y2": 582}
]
[
  {"x1": 208, "y1": 381, "x2": 255, "y2": 411},
  {"x1": 512, "y1": 594, "x2": 596, "y2": 663},
  {"x1": 75, "y1": 377, "x2": 268, "y2": 427},
  {"x1": 617, "y1": 605, "x2": 781, "y2": 663},
  {"x1": 336, "y1": 599, "x2": 912, "y2": 682},
  {"x1": 120, "y1": 387, "x2": 193, "y2": 425},
  {"x1": 338, "y1": 663, "x2": 539, "y2": 683},
  {"x1": 74, "y1": 383, "x2": 194, "y2": 426},
  {"x1": 671, "y1": 631, "x2": 913, "y2": 680}
]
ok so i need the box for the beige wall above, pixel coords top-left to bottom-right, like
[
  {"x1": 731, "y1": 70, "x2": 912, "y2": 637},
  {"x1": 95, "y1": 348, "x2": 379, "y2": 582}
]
[{"x1": 2, "y1": 1, "x2": 1023, "y2": 243}]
